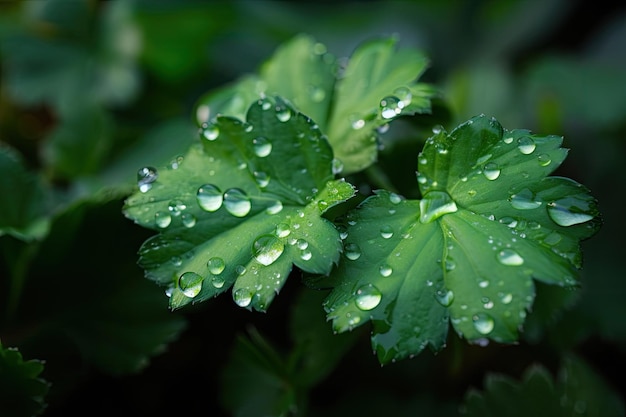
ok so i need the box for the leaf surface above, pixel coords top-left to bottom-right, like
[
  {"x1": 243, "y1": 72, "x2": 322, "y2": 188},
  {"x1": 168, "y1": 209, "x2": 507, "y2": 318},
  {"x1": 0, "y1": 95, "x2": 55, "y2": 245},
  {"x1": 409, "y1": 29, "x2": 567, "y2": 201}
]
[
  {"x1": 321, "y1": 115, "x2": 601, "y2": 363},
  {"x1": 124, "y1": 97, "x2": 355, "y2": 311}
]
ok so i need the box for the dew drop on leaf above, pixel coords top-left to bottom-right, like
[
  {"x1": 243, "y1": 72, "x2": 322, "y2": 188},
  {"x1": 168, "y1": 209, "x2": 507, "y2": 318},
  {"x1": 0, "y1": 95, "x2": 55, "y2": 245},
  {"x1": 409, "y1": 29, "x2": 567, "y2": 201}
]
[
  {"x1": 300, "y1": 249, "x2": 312, "y2": 261},
  {"x1": 547, "y1": 197, "x2": 595, "y2": 226},
  {"x1": 211, "y1": 276, "x2": 225, "y2": 289},
  {"x1": 254, "y1": 171, "x2": 270, "y2": 188},
  {"x1": 202, "y1": 123, "x2": 219, "y2": 141},
  {"x1": 537, "y1": 154, "x2": 552, "y2": 166},
  {"x1": 344, "y1": 243, "x2": 361, "y2": 260},
  {"x1": 389, "y1": 193, "x2": 402, "y2": 204},
  {"x1": 394, "y1": 86, "x2": 412, "y2": 107},
  {"x1": 168, "y1": 200, "x2": 186, "y2": 216},
  {"x1": 235, "y1": 265, "x2": 247, "y2": 276},
  {"x1": 499, "y1": 293, "x2": 513, "y2": 304},
  {"x1": 355, "y1": 284, "x2": 382, "y2": 311},
  {"x1": 380, "y1": 96, "x2": 402, "y2": 119},
  {"x1": 483, "y1": 162, "x2": 501, "y2": 180},
  {"x1": 435, "y1": 289, "x2": 455, "y2": 307},
  {"x1": 253, "y1": 136, "x2": 272, "y2": 157},
  {"x1": 252, "y1": 234, "x2": 285, "y2": 266},
  {"x1": 181, "y1": 213, "x2": 196, "y2": 228},
  {"x1": 223, "y1": 188, "x2": 251, "y2": 217},
  {"x1": 196, "y1": 184, "x2": 223, "y2": 212},
  {"x1": 472, "y1": 313, "x2": 495, "y2": 335},
  {"x1": 275, "y1": 223, "x2": 291, "y2": 238},
  {"x1": 234, "y1": 288, "x2": 253, "y2": 307},
  {"x1": 497, "y1": 249, "x2": 524, "y2": 266},
  {"x1": 379, "y1": 264, "x2": 393, "y2": 277},
  {"x1": 419, "y1": 191, "x2": 458, "y2": 223},
  {"x1": 431, "y1": 125, "x2": 443, "y2": 134},
  {"x1": 380, "y1": 225, "x2": 394, "y2": 239},
  {"x1": 155, "y1": 211, "x2": 171, "y2": 228},
  {"x1": 517, "y1": 137, "x2": 536, "y2": 154},
  {"x1": 332, "y1": 158, "x2": 344, "y2": 174},
  {"x1": 178, "y1": 272, "x2": 204, "y2": 298},
  {"x1": 509, "y1": 188, "x2": 542, "y2": 210},
  {"x1": 266, "y1": 200, "x2": 283, "y2": 215},
  {"x1": 207, "y1": 257, "x2": 225, "y2": 275},
  {"x1": 276, "y1": 107, "x2": 291, "y2": 122},
  {"x1": 296, "y1": 239, "x2": 309, "y2": 250},
  {"x1": 137, "y1": 166, "x2": 158, "y2": 193}
]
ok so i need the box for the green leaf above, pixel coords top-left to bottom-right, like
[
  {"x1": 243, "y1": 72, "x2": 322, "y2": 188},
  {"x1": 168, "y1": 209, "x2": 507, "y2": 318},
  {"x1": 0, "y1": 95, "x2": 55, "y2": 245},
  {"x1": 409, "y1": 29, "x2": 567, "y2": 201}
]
[
  {"x1": 195, "y1": 34, "x2": 435, "y2": 174},
  {"x1": 0, "y1": 341, "x2": 50, "y2": 417},
  {"x1": 0, "y1": 145, "x2": 51, "y2": 241},
  {"x1": 461, "y1": 355, "x2": 625, "y2": 417},
  {"x1": 320, "y1": 115, "x2": 601, "y2": 363},
  {"x1": 124, "y1": 97, "x2": 356, "y2": 311}
]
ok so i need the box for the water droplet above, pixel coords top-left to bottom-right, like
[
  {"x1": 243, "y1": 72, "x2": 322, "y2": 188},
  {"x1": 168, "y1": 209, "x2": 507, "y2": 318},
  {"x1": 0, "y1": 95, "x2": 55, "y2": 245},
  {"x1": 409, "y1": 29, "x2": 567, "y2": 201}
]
[
  {"x1": 380, "y1": 96, "x2": 402, "y2": 119},
  {"x1": 266, "y1": 200, "x2": 283, "y2": 215},
  {"x1": 273, "y1": 223, "x2": 290, "y2": 238},
  {"x1": 510, "y1": 188, "x2": 542, "y2": 210},
  {"x1": 197, "y1": 184, "x2": 223, "y2": 212},
  {"x1": 517, "y1": 136, "x2": 536, "y2": 154},
  {"x1": 178, "y1": 272, "x2": 203, "y2": 298},
  {"x1": 497, "y1": 249, "x2": 524, "y2": 266},
  {"x1": 346, "y1": 312, "x2": 361, "y2": 327},
  {"x1": 355, "y1": 284, "x2": 382, "y2": 311},
  {"x1": 483, "y1": 299, "x2": 494, "y2": 309},
  {"x1": 211, "y1": 276, "x2": 225, "y2": 289},
  {"x1": 499, "y1": 216, "x2": 518, "y2": 228},
  {"x1": 235, "y1": 265, "x2": 247, "y2": 276},
  {"x1": 310, "y1": 85, "x2": 326, "y2": 102},
  {"x1": 171, "y1": 256, "x2": 182, "y2": 266},
  {"x1": 394, "y1": 86, "x2": 412, "y2": 107},
  {"x1": 444, "y1": 258, "x2": 456, "y2": 272},
  {"x1": 155, "y1": 211, "x2": 171, "y2": 228},
  {"x1": 379, "y1": 264, "x2": 393, "y2": 277},
  {"x1": 332, "y1": 158, "x2": 344, "y2": 175},
  {"x1": 389, "y1": 193, "x2": 402, "y2": 204},
  {"x1": 276, "y1": 107, "x2": 291, "y2": 122},
  {"x1": 503, "y1": 137, "x2": 513, "y2": 144},
  {"x1": 380, "y1": 225, "x2": 394, "y2": 239},
  {"x1": 345, "y1": 243, "x2": 361, "y2": 260},
  {"x1": 296, "y1": 239, "x2": 309, "y2": 250},
  {"x1": 473, "y1": 313, "x2": 495, "y2": 335},
  {"x1": 137, "y1": 167, "x2": 158, "y2": 193},
  {"x1": 543, "y1": 231, "x2": 562, "y2": 246},
  {"x1": 432, "y1": 124, "x2": 443, "y2": 134},
  {"x1": 547, "y1": 197, "x2": 595, "y2": 226},
  {"x1": 253, "y1": 136, "x2": 272, "y2": 157},
  {"x1": 500, "y1": 293, "x2": 513, "y2": 304},
  {"x1": 169, "y1": 155, "x2": 184, "y2": 170},
  {"x1": 234, "y1": 288, "x2": 252, "y2": 307},
  {"x1": 351, "y1": 117, "x2": 365, "y2": 130},
  {"x1": 207, "y1": 257, "x2": 225, "y2": 275},
  {"x1": 483, "y1": 162, "x2": 501, "y2": 180},
  {"x1": 168, "y1": 200, "x2": 186, "y2": 217},
  {"x1": 300, "y1": 249, "x2": 312, "y2": 261},
  {"x1": 182, "y1": 213, "x2": 196, "y2": 228},
  {"x1": 252, "y1": 235, "x2": 285, "y2": 266},
  {"x1": 478, "y1": 280, "x2": 490, "y2": 288},
  {"x1": 202, "y1": 123, "x2": 219, "y2": 141},
  {"x1": 223, "y1": 188, "x2": 251, "y2": 217},
  {"x1": 420, "y1": 191, "x2": 458, "y2": 223},
  {"x1": 435, "y1": 289, "x2": 454, "y2": 306},
  {"x1": 254, "y1": 171, "x2": 270, "y2": 188},
  {"x1": 537, "y1": 154, "x2": 551, "y2": 166}
]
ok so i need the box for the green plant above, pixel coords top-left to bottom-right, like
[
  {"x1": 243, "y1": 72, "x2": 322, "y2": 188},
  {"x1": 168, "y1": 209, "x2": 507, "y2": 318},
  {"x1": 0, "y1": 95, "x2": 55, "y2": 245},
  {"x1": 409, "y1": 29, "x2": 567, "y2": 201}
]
[{"x1": 1, "y1": 2, "x2": 623, "y2": 415}]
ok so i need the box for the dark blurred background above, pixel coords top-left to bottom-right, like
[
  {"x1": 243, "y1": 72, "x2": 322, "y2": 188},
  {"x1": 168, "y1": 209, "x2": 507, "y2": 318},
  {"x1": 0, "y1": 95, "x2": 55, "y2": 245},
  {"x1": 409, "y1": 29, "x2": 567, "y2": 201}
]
[{"x1": 1, "y1": 1, "x2": 625, "y2": 416}]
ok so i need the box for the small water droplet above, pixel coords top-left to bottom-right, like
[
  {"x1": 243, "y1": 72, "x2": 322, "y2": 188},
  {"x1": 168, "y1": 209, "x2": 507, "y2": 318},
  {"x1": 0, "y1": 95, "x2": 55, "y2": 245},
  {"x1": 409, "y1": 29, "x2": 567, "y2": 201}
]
[
  {"x1": 432, "y1": 124, "x2": 443, "y2": 134},
  {"x1": 380, "y1": 96, "x2": 402, "y2": 119},
  {"x1": 207, "y1": 257, "x2": 226, "y2": 275},
  {"x1": 300, "y1": 249, "x2": 312, "y2": 260},
  {"x1": 478, "y1": 280, "x2": 490, "y2": 288},
  {"x1": 345, "y1": 243, "x2": 361, "y2": 260},
  {"x1": 235, "y1": 265, "x2": 247, "y2": 275},
  {"x1": 155, "y1": 211, "x2": 171, "y2": 228},
  {"x1": 254, "y1": 171, "x2": 270, "y2": 188},
  {"x1": 547, "y1": 197, "x2": 595, "y2": 226},
  {"x1": 473, "y1": 313, "x2": 495, "y2": 335},
  {"x1": 517, "y1": 136, "x2": 536, "y2": 154},
  {"x1": 211, "y1": 276, "x2": 225, "y2": 289},
  {"x1": 500, "y1": 293, "x2": 513, "y2": 304},
  {"x1": 202, "y1": 123, "x2": 219, "y2": 141},
  {"x1": 168, "y1": 200, "x2": 186, "y2": 217},
  {"x1": 355, "y1": 284, "x2": 382, "y2": 311},
  {"x1": 234, "y1": 288, "x2": 253, "y2": 307},
  {"x1": 179, "y1": 272, "x2": 203, "y2": 298},
  {"x1": 503, "y1": 137, "x2": 513, "y2": 144},
  {"x1": 379, "y1": 264, "x2": 393, "y2": 277},
  {"x1": 380, "y1": 225, "x2": 394, "y2": 239},
  {"x1": 389, "y1": 193, "x2": 402, "y2": 204},
  {"x1": 272, "y1": 223, "x2": 290, "y2": 238},
  {"x1": 253, "y1": 136, "x2": 272, "y2": 157},
  {"x1": 435, "y1": 289, "x2": 454, "y2": 307},
  {"x1": 394, "y1": 86, "x2": 412, "y2": 107},
  {"x1": 499, "y1": 216, "x2": 518, "y2": 228},
  {"x1": 266, "y1": 200, "x2": 283, "y2": 215},
  {"x1": 497, "y1": 249, "x2": 524, "y2": 266},
  {"x1": 537, "y1": 154, "x2": 551, "y2": 166},
  {"x1": 276, "y1": 107, "x2": 291, "y2": 122},
  {"x1": 171, "y1": 256, "x2": 182, "y2": 266},
  {"x1": 223, "y1": 188, "x2": 251, "y2": 217},
  {"x1": 197, "y1": 184, "x2": 223, "y2": 212},
  {"x1": 252, "y1": 235, "x2": 285, "y2": 266},
  {"x1": 483, "y1": 162, "x2": 501, "y2": 180},
  {"x1": 182, "y1": 213, "x2": 196, "y2": 228},
  {"x1": 169, "y1": 155, "x2": 184, "y2": 170},
  {"x1": 310, "y1": 85, "x2": 326, "y2": 102},
  {"x1": 332, "y1": 158, "x2": 344, "y2": 175},
  {"x1": 510, "y1": 188, "x2": 542, "y2": 210},
  {"x1": 137, "y1": 167, "x2": 158, "y2": 193},
  {"x1": 351, "y1": 117, "x2": 365, "y2": 130}
]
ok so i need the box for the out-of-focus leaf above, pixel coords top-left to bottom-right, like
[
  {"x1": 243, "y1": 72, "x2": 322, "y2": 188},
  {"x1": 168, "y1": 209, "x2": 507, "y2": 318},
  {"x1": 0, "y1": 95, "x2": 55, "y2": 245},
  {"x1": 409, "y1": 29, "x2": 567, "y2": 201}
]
[
  {"x1": 0, "y1": 145, "x2": 51, "y2": 241},
  {"x1": 0, "y1": 341, "x2": 49, "y2": 417}
]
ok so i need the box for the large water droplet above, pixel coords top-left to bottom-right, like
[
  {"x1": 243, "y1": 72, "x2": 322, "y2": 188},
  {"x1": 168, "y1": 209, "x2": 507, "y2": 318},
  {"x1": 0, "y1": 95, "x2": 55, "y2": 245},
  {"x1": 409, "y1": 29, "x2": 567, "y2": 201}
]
[
  {"x1": 155, "y1": 211, "x2": 171, "y2": 228},
  {"x1": 497, "y1": 249, "x2": 524, "y2": 266},
  {"x1": 547, "y1": 197, "x2": 595, "y2": 226},
  {"x1": 252, "y1": 235, "x2": 284, "y2": 266},
  {"x1": 380, "y1": 96, "x2": 402, "y2": 119},
  {"x1": 137, "y1": 167, "x2": 158, "y2": 193},
  {"x1": 253, "y1": 136, "x2": 272, "y2": 157},
  {"x1": 197, "y1": 184, "x2": 223, "y2": 212},
  {"x1": 473, "y1": 313, "x2": 495, "y2": 335},
  {"x1": 207, "y1": 257, "x2": 225, "y2": 275},
  {"x1": 420, "y1": 191, "x2": 458, "y2": 223},
  {"x1": 355, "y1": 284, "x2": 382, "y2": 311},
  {"x1": 435, "y1": 289, "x2": 455, "y2": 307},
  {"x1": 223, "y1": 188, "x2": 251, "y2": 217},
  {"x1": 380, "y1": 225, "x2": 394, "y2": 239},
  {"x1": 510, "y1": 188, "x2": 542, "y2": 210},
  {"x1": 202, "y1": 123, "x2": 219, "y2": 141},
  {"x1": 178, "y1": 272, "x2": 203, "y2": 298},
  {"x1": 344, "y1": 243, "x2": 361, "y2": 260},
  {"x1": 234, "y1": 288, "x2": 252, "y2": 307},
  {"x1": 483, "y1": 162, "x2": 501, "y2": 180},
  {"x1": 517, "y1": 137, "x2": 536, "y2": 154}
]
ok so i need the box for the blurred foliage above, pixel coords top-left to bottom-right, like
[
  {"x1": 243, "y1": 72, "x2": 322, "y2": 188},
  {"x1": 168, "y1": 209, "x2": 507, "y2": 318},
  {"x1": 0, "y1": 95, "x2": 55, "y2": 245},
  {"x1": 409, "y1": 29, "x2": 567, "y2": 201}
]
[{"x1": 1, "y1": 0, "x2": 625, "y2": 416}]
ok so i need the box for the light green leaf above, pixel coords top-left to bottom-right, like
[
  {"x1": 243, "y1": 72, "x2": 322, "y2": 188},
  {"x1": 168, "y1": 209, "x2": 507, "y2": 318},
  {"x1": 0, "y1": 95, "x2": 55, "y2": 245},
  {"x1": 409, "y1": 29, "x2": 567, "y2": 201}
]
[
  {"x1": 461, "y1": 355, "x2": 625, "y2": 417},
  {"x1": 0, "y1": 341, "x2": 49, "y2": 417},
  {"x1": 321, "y1": 115, "x2": 601, "y2": 363},
  {"x1": 124, "y1": 97, "x2": 355, "y2": 311},
  {"x1": 195, "y1": 34, "x2": 435, "y2": 174}
]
